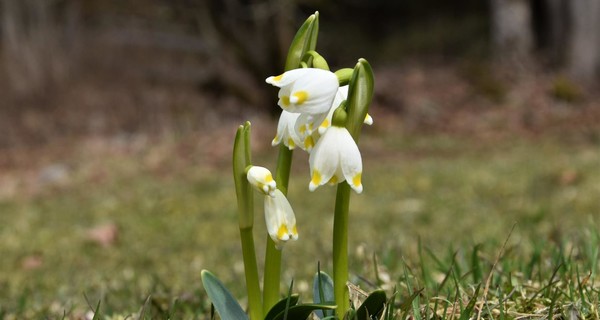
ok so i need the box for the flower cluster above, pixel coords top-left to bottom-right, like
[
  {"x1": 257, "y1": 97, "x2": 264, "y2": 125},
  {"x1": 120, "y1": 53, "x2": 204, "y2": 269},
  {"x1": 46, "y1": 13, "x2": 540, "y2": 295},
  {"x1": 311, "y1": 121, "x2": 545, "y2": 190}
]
[{"x1": 267, "y1": 68, "x2": 372, "y2": 194}]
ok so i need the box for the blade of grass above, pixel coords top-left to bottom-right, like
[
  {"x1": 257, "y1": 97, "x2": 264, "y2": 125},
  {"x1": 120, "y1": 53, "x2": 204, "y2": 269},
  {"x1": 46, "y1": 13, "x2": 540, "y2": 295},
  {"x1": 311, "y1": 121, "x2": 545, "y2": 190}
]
[{"x1": 476, "y1": 223, "x2": 515, "y2": 320}]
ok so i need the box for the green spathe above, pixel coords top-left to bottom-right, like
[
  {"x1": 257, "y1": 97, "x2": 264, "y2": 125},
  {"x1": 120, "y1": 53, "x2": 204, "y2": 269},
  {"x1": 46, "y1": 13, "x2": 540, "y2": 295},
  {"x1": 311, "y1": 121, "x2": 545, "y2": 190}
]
[
  {"x1": 285, "y1": 12, "x2": 319, "y2": 71},
  {"x1": 233, "y1": 122, "x2": 253, "y2": 228},
  {"x1": 346, "y1": 59, "x2": 374, "y2": 141}
]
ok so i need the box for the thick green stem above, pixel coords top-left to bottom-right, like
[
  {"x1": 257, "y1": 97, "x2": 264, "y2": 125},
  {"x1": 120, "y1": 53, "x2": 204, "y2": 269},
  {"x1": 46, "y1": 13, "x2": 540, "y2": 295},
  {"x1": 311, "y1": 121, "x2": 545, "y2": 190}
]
[
  {"x1": 333, "y1": 183, "x2": 351, "y2": 317},
  {"x1": 263, "y1": 238, "x2": 282, "y2": 310},
  {"x1": 263, "y1": 145, "x2": 293, "y2": 312},
  {"x1": 240, "y1": 227, "x2": 263, "y2": 320}
]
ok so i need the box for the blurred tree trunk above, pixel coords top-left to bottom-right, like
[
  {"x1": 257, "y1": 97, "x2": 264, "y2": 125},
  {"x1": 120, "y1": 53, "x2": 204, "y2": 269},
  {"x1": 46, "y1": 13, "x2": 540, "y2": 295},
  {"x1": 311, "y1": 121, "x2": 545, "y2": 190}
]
[
  {"x1": 567, "y1": 0, "x2": 600, "y2": 81},
  {"x1": 194, "y1": 0, "x2": 295, "y2": 111},
  {"x1": 1, "y1": 0, "x2": 70, "y2": 96},
  {"x1": 543, "y1": 0, "x2": 569, "y2": 64},
  {"x1": 490, "y1": 0, "x2": 533, "y2": 65}
]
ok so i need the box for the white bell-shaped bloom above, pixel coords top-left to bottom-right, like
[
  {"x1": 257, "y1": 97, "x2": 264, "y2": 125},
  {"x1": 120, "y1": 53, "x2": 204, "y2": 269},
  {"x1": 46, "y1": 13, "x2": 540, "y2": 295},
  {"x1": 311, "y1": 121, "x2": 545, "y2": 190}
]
[
  {"x1": 264, "y1": 189, "x2": 298, "y2": 249},
  {"x1": 318, "y1": 86, "x2": 373, "y2": 134},
  {"x1": 247, "y1": 166, "x2": 277, "y2": 196},
  {"x1": 266, "y1": 68, "x2": 339, "y2": 115},
  {"x1": 272, "y1": 111, "x2": 304, "y2": 150},
  {"x1": 309, "y1": 126, "x2": 363, "y2": 193}
]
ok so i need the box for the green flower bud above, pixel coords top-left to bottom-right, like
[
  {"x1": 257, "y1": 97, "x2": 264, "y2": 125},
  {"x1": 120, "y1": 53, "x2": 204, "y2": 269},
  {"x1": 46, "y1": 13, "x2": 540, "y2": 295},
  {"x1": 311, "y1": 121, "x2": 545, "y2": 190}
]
[{"x1": 345, "y1": 59, "x2": 374, "y2": 141}]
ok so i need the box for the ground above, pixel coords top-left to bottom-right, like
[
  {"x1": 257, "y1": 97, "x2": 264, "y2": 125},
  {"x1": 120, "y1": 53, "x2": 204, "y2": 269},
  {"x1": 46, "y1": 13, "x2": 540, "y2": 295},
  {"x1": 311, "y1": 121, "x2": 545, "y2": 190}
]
[{"x1": 0, "y1": 64, "x2": 599, "y2": 318}]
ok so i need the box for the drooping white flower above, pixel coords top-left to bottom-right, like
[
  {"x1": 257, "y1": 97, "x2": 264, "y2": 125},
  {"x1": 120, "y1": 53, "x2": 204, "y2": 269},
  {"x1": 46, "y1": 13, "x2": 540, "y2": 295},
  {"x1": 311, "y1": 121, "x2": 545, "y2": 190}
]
[
  {"x1": 266, "y1": 68, "x2": 339, "y2": 115},
  {"x1": 309, "y1": 126, "x2": 363, "y2": 193},
  {"x1": 247, "y1": 166, "x2": 277, "y2": 196},
  {"x1": 318, "y1": 85, "x2": 373, "y2": 134},
  {"x1": 272, "y1": 111, "x2": 304, "y2": 150},
  {"x1": 264, "y1": 189, "x2": 298, "y2": 249}
]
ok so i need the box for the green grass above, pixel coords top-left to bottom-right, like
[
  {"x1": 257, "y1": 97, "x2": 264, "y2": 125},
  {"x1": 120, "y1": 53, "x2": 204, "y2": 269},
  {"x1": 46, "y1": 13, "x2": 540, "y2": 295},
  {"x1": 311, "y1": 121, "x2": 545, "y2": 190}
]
[{"x1": 0, "y1": 132, "x2": 598, "y2": 319}]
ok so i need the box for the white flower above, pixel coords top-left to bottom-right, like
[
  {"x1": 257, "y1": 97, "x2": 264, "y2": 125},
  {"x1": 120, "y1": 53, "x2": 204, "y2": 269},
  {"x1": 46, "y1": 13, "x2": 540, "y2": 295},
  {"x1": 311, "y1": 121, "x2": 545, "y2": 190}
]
[
  {"x1": 272, "y1": 111, "x2": 304, "y2": 150},
  {"x1": 264, "y1": 189, "x2": 298, "y2": 249},
  {"x1": 247, "y1": 166, "x2": 277, "y2": 196},
  {"x1": 318, "y1": 85, "x2": 373, "y2": 135},
  {"x1": 266, "y1": 68, "x2": 339, "y2": 115},
  {"x1": 309, "y1": 126, "x2": 363, "y2": 193}
]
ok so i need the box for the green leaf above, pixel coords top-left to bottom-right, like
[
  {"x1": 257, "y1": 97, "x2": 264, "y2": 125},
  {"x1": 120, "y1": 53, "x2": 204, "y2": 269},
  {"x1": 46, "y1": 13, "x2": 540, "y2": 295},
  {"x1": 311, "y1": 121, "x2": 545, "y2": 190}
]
[
  {"x1": 356, "y1": 290, "x2": 387, "y2": 320},
  {"x1": 264, "y1": 294, "x2": 300, "y2": 320},
  {"x1": 471, "y1": 244, "x2": 483, "y2": 284},
  {"x1": 458, "y1": 284, "x2": 481, "y2": 320},
  {"x1": 271, "y1": 304, "x2": 336, "y2": 320},
  {"x1": 284, "y1": 12, "x2": 319, "y2": 71},
  {"x1": 201, "y1": 270, "x2": 248, "y2": 320},
  {"x1": 398, "y1": 288, "x2": 423, "y2": 314},
  {"x1": 345, "y1": 59, "x2": 374, "y2": 142},
  {"x1": 91, "y1": 299, "x2": 101, "y2": 320},
  {"x1": 313, "y1": 271, "x2": 335, "y2": 319}
]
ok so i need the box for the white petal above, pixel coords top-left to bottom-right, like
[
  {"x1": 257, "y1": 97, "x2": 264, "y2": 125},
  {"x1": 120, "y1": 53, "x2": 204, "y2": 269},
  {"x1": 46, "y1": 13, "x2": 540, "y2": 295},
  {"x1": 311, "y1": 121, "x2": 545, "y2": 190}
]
[
  {"x1": 247, "y1": 166, "x2": 277, "y2": 195},
  {"x1": 308, "y1": 127, "x2": 340, "y2": 191},
  {"x1": 287, "y1": 69, "x2": 339, "y2": 114},
  {"x1": 364, "y1": 113, "x2": 373, "y2": 125},
  {"x1": 266, "y1": 68, "x2": 311, "y2": 87},
  {"x1": 273, "y1": 111, "x2": 302, "y2": 149},
  {"x1": 277, "y1": 85, "x2": 293, "y2": 110},
  {"x1": 318, "y1": 86, "x2": 348, "y2": 134},
  {"x1": 336, "y1": 128, "x2": 363, "y2": 193},
  {"x1": 264, "y1": 190, "x2": 297, "y2": 249}
]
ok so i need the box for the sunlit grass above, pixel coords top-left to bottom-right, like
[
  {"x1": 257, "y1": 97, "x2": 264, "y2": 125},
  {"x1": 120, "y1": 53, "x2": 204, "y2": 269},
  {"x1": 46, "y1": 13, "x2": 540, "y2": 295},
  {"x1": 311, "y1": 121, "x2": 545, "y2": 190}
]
[{"x1": 0, "y1": 132, "x2": 598, "y2": 318}]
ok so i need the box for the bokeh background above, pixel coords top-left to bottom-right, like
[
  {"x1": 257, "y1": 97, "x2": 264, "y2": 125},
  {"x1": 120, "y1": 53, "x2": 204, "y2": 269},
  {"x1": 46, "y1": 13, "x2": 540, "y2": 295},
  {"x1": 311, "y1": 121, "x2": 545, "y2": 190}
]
[
  {"x1": 0, "y1": 0, "x2": 599, "y2": 317},
  {"x1": 1, "y1": 0, "x2": 599, "y2": 148}
]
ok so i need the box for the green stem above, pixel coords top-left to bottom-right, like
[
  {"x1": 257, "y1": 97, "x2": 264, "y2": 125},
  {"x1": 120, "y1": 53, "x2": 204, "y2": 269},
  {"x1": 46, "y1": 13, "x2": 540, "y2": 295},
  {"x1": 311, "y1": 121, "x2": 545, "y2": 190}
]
[
  {"x1": 240, "y1": 227, "x2": 263, "y2": 320},
  {"x1": 263, "y1": 238, "x2": 282, "y2": 310},
  {"x1": 333, "y1": 183, "x2": 351, "y2": 317},
  {"x1": 263, "y1": 145, "x2": 293, "y2": 312}
]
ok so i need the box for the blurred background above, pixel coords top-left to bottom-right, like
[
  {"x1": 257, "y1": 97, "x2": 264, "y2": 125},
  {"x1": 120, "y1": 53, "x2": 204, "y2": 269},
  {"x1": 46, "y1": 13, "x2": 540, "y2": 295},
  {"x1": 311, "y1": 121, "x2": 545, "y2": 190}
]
[
  {"x1": 0, "y1": 1, "x2": 599, "y2": 316},
  {"x1": 0, "y1": 0, "x2": 599, "y2": 151}
]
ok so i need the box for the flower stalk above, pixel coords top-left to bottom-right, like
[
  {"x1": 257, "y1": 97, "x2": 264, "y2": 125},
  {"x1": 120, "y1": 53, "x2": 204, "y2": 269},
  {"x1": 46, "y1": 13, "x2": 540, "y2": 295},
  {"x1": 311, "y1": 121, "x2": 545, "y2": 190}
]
[
  {"x1": 263, "y1": 144, "x2": 293, "y2": 311},
  {"x1": 331, "y1": 59, "x2": 374, "y2": 318}
]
